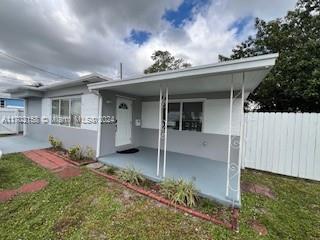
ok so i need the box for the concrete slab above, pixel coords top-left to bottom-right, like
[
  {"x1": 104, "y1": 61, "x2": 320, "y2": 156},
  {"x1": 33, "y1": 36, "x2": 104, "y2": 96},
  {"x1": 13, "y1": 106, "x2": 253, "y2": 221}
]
[
  {"x1": 0, "y1": 135, "x2": 50, "y2": 154},
  {"x1": 99, "y1": 147, "x2": 240, "y2": 207}
]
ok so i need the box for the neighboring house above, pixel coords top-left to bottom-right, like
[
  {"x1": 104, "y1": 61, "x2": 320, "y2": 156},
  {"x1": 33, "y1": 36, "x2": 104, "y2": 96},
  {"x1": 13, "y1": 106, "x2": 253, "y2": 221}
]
[
  {"x1": 0, "y1": 94, "x2": 24, "y2": 109},
  {"x1": 7, "y1": 54, "x2": 278, "y2": 207}
]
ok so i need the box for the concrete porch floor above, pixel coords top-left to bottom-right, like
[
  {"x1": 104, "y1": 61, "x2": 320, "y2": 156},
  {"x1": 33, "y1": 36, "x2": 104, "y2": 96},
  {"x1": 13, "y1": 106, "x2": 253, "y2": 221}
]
[
  {"x1": 99, "y1": 147, "x2": 240, "y2": 207},
  {"x1": 0, "y1": 135, "x2": 50, "y2": 154}
]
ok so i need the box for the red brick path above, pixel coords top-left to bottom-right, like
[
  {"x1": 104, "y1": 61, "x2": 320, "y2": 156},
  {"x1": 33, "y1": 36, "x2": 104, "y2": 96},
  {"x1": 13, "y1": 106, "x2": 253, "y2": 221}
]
[
  {"x1": 0, "y1": 180, "x2": 48, "y2": 203},
  {"x1": 23, "y1": 150, "x2": 81, "y2": 179}
]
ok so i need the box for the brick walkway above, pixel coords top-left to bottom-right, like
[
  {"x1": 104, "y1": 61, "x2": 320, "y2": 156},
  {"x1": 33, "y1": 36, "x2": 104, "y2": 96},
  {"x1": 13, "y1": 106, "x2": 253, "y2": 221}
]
[
  {"x1": 0, "y1": 180, "x2": 48, "y2": 203},
  {"x1": 24, "y1": 149, "x2": 81, "y2": 180}
]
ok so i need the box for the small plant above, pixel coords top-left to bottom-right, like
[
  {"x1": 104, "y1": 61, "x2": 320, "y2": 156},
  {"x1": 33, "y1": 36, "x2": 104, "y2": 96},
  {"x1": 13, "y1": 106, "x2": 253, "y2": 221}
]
[
  {"x1": 48, "y1": 135, "x2": 62, "y2": 150},
  {"x1": 68, "y1": 145, "x2": 83, "y2": 161},
  {"x1": 84, "y1": 146, "x2": 95, "y2": 160},
  {"x1": 117, "y1": 167, "x2": 145, "y2": 185},
  {"x1": 101, "y1": 165, "x2": 118, "y2": 175},
  {"x1": 160, "y1": 178, "x2": 198, "y2": 207}
]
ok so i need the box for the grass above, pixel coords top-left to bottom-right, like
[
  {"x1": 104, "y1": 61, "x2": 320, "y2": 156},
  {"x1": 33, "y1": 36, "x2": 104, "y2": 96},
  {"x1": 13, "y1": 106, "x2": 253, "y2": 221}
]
[{"x1": 0, "y1": 153, "x2": 319, "y2": 239}]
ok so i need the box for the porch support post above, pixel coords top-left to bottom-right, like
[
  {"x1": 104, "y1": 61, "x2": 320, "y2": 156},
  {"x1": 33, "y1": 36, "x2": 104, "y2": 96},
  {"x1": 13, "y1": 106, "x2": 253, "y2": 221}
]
[
  {"x1": 237, "y1": 73, "x2": 245, "y2": 202},
  {"x1": 96, "y1": 93, "x2": 103, "y2": 158},
  {"x1": 156, "y1": 88, "x2": 163, "y2": 177},
  {"x1": 226, "y1": 77, "x2": 234, "y2": 198},
  {"x1": 163, "y1": 87, "x2": 169, "y2": 178},
  {"x1": 23, "y1": 99, "x2": 27, "y2": 136}
]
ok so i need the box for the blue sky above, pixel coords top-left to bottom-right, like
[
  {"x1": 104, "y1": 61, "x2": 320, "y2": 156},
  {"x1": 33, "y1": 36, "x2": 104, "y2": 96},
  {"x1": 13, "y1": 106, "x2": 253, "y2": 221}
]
[{"x1": 127, "y1": 0, "x2": 253, "y2": 46}]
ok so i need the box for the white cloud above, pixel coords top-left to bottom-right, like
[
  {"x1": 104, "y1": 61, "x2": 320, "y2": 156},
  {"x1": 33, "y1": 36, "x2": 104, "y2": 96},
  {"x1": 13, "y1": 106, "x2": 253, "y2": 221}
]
[{"x1": 0, "y1": 0, "x2": 297, "y2": 91}]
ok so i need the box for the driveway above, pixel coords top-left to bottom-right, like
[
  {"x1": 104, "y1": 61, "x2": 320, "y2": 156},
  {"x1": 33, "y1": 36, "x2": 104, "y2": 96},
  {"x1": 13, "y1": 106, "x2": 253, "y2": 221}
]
[{"x1": 0, "y1": 135, "x2": 50, "y2": 154}]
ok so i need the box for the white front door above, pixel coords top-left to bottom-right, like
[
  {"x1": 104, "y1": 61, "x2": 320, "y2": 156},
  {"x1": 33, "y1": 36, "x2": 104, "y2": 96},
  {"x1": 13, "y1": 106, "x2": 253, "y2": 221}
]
[{"x1": 115, "y1": 97, "x2": 132, "y2": 147}]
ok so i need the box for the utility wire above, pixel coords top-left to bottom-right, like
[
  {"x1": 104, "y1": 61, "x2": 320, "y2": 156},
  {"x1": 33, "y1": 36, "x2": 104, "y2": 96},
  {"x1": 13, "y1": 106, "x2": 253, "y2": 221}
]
[{"x1": 0, "y1": 51, "x2": 72, "y2": 80}]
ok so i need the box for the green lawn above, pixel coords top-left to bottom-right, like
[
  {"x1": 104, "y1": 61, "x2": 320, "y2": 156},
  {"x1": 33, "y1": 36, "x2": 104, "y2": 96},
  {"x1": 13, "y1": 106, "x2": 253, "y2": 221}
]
[{"x1": 0, "y1": 154, "x2": 319, "y2": 240}]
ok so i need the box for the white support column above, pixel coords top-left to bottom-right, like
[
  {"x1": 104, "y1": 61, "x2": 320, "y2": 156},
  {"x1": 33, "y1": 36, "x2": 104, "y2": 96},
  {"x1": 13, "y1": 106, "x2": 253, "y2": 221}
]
[
  {"x1": 23, "y1": 99, "x2": 27, "y2": 136},
  {"x1": 236, "y1": 73, "x2": 245, "y2": 202},
  {"x1": 96, "y1": 94, "x2": 103, "y2": 159},
  {"x1": 156, "y1": 88, "x2": 163, "y2": 177},
  {"x1": 162, "y1": 88, "x2": 169, "y2": 178},
  {"x1": 226, "y1": 77, "x2": 234, "y2": 198}
]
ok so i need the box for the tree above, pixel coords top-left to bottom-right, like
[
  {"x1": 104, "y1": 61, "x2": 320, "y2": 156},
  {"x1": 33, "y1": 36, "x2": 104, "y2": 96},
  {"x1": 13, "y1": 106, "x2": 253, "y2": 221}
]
[
  {"x1": 221, "y1": 0, "x2": 320, "y2": 112},
  {"x1": 144, "y1": 50, "x2": 191, "y2": 74}
]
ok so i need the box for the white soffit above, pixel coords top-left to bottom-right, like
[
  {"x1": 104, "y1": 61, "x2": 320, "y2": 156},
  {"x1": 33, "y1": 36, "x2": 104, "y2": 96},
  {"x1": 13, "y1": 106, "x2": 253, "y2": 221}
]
[{"x1": 88, "y1": 53, "x2": 278, "y2": 96}]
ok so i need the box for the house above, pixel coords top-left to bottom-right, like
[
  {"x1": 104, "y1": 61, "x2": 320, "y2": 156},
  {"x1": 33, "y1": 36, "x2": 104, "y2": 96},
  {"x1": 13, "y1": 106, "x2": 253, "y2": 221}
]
[
  {"x1": 6, "y1": 53, "x2": 278, "y2": 207},
  {"x1": 0, "y1": 93, "x2": 24, "y2": 109}
]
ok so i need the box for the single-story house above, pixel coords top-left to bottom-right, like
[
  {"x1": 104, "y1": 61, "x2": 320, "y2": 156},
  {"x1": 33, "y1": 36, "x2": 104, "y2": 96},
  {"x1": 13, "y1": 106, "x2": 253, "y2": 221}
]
[
  {"x1": 7, "y1": 53, "x2": 278, "y2": 207},
  {"x1": 0, "y1": 93, "x2": 24, "y2": 109}
]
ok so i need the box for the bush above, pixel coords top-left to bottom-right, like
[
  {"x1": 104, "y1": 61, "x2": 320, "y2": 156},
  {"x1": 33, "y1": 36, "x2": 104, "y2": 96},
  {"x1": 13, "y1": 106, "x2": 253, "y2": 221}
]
[
  {"x1": 84, "y1": 146, "x2": 95, "y2": 160},
  {"x1": 48, "y1": 135, "x2": 62, "y2": 150},
  {"x1": 68, "y1": 145, "x2": 83, "y2": 161},
  {"x1": 117, "y1": 167, "x2": 145, "y2": 185},
  {"x1": 160, "y1": 178, "x2": 198, "y2": 207}
]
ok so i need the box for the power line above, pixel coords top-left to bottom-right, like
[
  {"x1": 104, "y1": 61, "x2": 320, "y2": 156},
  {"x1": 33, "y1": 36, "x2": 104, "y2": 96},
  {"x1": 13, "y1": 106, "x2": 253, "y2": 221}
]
[{"x1": 0, "y1": 51, "x2": 72, "y2": 80}]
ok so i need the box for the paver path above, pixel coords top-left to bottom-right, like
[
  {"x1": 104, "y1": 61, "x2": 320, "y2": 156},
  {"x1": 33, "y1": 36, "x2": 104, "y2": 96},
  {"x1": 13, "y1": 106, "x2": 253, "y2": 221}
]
[
  {"x1": 24, "y1": 150, "x2": 81, "y2": 179},
  {"x1": 0, "y1": 180, "x2": 48, "y2": 202}
]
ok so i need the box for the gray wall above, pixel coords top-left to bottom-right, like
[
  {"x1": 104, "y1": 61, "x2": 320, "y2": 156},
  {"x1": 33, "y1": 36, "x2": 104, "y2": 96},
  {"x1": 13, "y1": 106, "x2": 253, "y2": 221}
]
[
  {"x1": 99, "y1": 90, "x2": 141, "y2": 156},
  {"x1": 140, "y1": 128, "x2": 239, "y2": 163},
  {"x1": 25, "y1": 97, "x2": 97, "y2": 150},
  {"x1": 99, "y1": 90, "x2": 239, "y2": 163}
]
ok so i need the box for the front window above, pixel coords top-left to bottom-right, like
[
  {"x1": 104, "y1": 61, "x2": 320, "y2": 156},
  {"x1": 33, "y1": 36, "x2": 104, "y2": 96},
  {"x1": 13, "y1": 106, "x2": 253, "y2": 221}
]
[
  {"x1": 51, "y1": 97, "x2": 81, "y2": 127},
  {"x1": 164, "y1": 101, "x2": 203, "y2": 132}
]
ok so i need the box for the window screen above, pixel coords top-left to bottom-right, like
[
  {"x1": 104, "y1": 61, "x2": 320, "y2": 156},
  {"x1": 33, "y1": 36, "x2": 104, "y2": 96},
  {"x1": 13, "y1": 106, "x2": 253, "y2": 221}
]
[{"x1": 182, "y1": 102, "x2": 202, "y2": 132}]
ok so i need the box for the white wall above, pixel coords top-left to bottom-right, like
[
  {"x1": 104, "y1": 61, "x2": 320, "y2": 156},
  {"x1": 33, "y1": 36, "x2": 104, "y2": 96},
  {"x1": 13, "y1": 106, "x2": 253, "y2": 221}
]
[
  {"x1": 81, "y1": 93, "x2": 99, "y2": 130},
  {"x1": 141, "y1": 101, "x2": 159, "y2": 129},
  {"x1": 203, "y1": 99, "x2": 241, "y2": 135},
  {"x1": 41, "y1": 98, "x2": 51, "y2": 124},
  {"x1": 41, "y1": 93, "x2": 99, "y2": 131},
  {"x1": 141, "y1": 99, "x2": 242, "y2": 136}
]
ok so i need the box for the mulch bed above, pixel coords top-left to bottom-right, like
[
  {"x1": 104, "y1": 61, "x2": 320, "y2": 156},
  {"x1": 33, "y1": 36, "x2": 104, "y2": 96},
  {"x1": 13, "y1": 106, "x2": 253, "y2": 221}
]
[
  {"x1": 90, "y1": 168, "x2": 239, "y2": 231},
  {"x1": 0, "y1": 180, "x2": 48, "y2": 203},
  {"x1": 48, "y1": 149, "x2": 97, "y2": 166}
]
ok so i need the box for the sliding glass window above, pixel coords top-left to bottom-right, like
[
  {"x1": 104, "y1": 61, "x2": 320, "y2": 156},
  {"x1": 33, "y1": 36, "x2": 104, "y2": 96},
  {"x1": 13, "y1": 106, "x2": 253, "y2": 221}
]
[{"x1": 51, "y1": 97, "x2": 81, "y2": 127}]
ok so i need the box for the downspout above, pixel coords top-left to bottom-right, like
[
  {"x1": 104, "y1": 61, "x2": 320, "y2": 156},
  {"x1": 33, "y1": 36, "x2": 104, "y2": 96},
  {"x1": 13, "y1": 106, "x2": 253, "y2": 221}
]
[{"x1": 89, "y1": 89, "x2": 102, "y2": 159}]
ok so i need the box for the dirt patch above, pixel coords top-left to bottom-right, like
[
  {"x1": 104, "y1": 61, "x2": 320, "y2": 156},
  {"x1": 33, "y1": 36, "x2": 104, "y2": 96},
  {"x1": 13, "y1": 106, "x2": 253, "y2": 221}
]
[
  {"x1": 118, "y1": 189, "x2": 140, "y2": 206},
  {"x1": 250, "y1": 220, "x2": 268, "y2": 236},
  {"x1": 0, "y1": 180, "x2": 48, "y2": 203},
  {"x1": 241, "y1": 182, "x2": 276, "y2": 199},
  {"x1": 53, "y1": 217, "x2": 81, "y2": 234},
  {"x1": 54, "y1": 166, "x2": 82, "y2": 180}
]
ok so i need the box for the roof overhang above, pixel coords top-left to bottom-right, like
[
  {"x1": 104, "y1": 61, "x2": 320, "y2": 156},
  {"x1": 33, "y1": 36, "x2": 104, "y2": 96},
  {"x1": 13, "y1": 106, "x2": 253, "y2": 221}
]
[
  {"x1": 6, "y1": 73, "x2": 112, "y2": 98},
  {"x1": 88, "y1": 53, "x2": 278, "y2": 96}
]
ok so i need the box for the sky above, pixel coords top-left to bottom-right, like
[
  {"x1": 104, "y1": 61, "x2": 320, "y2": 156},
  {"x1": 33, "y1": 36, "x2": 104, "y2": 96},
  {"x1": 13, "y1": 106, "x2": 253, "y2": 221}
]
[{"x1": 0, "y1": 0, "x2": 297, "y2": 92}]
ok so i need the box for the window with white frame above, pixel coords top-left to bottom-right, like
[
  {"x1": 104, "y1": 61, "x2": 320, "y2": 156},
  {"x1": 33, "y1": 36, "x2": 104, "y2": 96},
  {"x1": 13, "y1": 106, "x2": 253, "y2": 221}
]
[
  {"x1": 51, "y1": 97, "x2": 81, "y2": 127},
  {"x1": 164, "y1": 101, "x2": 203, "y2": 132}
]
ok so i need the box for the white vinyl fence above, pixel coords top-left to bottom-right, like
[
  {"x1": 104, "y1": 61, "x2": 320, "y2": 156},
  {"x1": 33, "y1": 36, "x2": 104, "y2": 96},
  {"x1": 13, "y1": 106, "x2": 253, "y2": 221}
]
[
  {"x1": 243, "y1": 112, "x2": 320, "y2": 181},
  {"x1": 0, "y1": 108, "x2": 24, "y2": 135}
]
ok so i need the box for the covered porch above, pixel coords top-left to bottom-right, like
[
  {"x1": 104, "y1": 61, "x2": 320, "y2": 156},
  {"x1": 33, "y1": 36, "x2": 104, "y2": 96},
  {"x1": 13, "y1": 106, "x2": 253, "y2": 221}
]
[
  {"x1": 99, "y1": 146, "x2": 239, "y2": 206},
  {"x1": 90, "y1": 54, "x2": 278, "y2": 208}
]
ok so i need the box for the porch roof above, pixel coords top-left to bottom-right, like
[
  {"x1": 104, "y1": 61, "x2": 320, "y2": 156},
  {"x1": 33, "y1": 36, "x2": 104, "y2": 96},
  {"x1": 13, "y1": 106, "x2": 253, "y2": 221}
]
[{"x1": 88, "y1": 53, "x2": 278, "y2": 96}]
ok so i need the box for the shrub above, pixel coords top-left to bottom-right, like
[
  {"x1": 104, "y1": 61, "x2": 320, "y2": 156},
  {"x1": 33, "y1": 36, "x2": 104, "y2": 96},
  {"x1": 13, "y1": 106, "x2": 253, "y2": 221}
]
[
  {"x1": 101, "y1": 165, "x2": 118, "y2": 175},
  {"x1": 48, "y1": 135, "x2": 62, "y2": 150},
  {"x1": 68, "y1": 145, "x2": 83, "y2": 161},
  {"x1": 117, "y1": 167, "x2": 145, "y2": 185},
  {"x1": 160, "y1": 178, "x2": 198, "y2": 207},
  {"x1": 84, "y1": 146, "x2": 95, "y2": 160}
]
